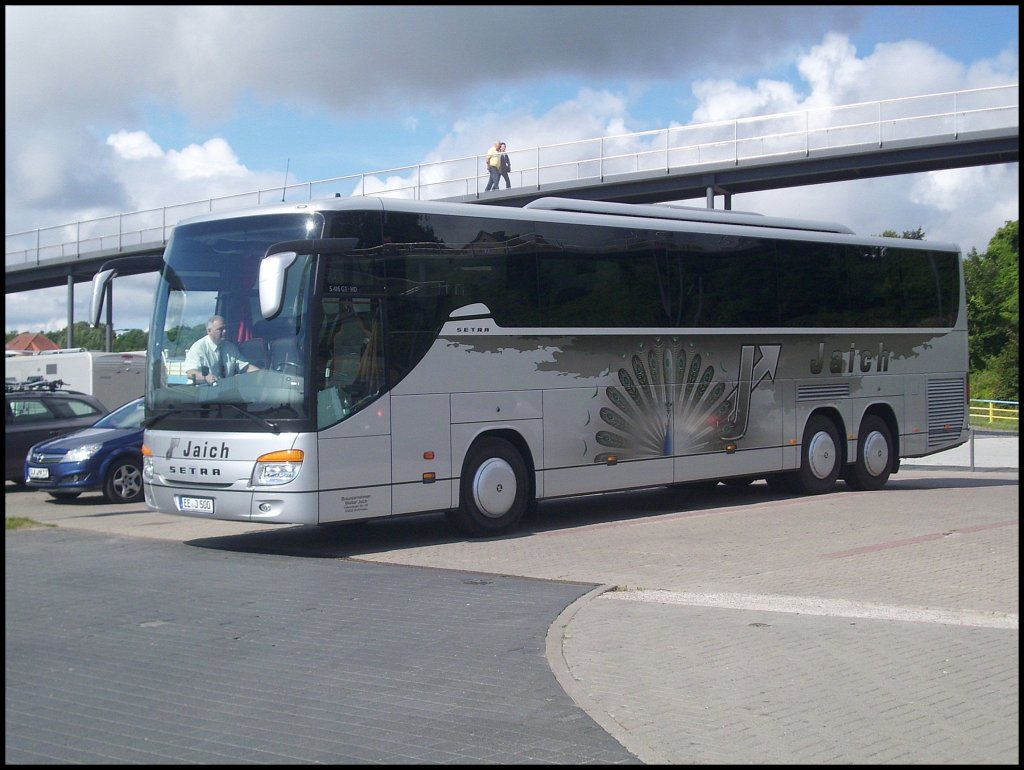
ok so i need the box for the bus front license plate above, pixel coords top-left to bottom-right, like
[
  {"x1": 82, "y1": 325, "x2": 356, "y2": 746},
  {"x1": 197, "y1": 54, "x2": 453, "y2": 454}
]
[{"x1": 180, "y1": 496, "x2": 214, "y2": 514}]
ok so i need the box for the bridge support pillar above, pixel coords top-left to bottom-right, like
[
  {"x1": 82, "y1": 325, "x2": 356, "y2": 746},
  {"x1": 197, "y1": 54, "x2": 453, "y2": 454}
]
[
  {"x1": 66, "y1": 276, "x2": 74, "y2": 348},
  {"x1": 705, "y1": 186, "x2": 733, "y2": 210}
]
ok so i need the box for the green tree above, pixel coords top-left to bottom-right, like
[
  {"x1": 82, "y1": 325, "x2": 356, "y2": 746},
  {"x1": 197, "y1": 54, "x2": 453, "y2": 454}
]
[
  {"x1": 43, "y1": 322, "x2": 107, "y2": 351},
  {"x1": 964, "y1": 220, "x2": 1019, "y2": 400},
  {"x1": 879, "y1": 227, "x2": 926, "y2": 240},
  {"x1": 113, "y1": 328, "x2": 148, "y2": 352},
  {"x1": 5, "y1": 323, "x2": 148, "y2": 353}
]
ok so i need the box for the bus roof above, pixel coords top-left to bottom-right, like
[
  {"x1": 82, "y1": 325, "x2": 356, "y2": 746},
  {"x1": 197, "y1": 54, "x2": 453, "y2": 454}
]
[
  {"x1": 524, "y1": 197, "x2": 855, "y2": 234},
  {"x1": 173, "y1": 195, "x2": 961, "y2": 253}
]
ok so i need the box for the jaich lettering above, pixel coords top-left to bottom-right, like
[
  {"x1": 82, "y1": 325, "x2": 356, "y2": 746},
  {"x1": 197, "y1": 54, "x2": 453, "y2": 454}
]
[
  {"x1": 810, "y1": 342, "x2": 890, "y2": 375},
  {"x1": 180, "y1": 440, "x2": 230, "y2": 459}
]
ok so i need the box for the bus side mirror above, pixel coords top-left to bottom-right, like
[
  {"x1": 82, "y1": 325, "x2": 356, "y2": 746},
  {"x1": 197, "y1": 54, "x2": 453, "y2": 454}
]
[
  {"x1": 259, "y1": 251, "x2": 298, "y2": 319},
  {"x1": 90, "y1": 268, "x2": 116, "y2": 327},
  {"x1": 90, "y1": 254, "x2": 166, "y2": 327}
]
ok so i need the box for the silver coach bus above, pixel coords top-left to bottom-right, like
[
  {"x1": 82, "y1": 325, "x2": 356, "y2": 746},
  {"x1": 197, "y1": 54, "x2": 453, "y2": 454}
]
[{"x1": 92, "y1": 196, "x2": 969, "y2": 536}]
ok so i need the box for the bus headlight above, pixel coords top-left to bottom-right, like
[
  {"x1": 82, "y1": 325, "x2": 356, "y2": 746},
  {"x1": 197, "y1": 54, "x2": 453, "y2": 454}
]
[
  {"x1": 142, "y1": 444, "x2": 154, "y2": 481},
  {"x1": 252, "y1": 449, "x2": 304, "y2": 486}
]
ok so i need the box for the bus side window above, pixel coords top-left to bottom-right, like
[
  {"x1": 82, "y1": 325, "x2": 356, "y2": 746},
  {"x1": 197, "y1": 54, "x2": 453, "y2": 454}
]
[{"x1": 329, "y1": 313, "x2": 369, "y2": 389}]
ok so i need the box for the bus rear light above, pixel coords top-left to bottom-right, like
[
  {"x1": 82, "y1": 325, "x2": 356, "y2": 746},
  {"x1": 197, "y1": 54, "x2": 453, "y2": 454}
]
[{"x1": 142, "y1": 444, "x2": 153, "y2": 457}]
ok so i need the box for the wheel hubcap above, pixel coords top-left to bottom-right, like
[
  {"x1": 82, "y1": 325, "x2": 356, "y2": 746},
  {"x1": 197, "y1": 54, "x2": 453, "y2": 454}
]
[
  {"x1": 473, "y1": 457, "x2": 517, "y2": 518},
  {"x1": 862, "y1": 430, "x2": 889, "y2": 477},
  {"x1": 807, "y1": 431, "x2": 837, "y2": 480},
  {"x1": 114, "y1": 467, "x2": 142, "y2": 499}
]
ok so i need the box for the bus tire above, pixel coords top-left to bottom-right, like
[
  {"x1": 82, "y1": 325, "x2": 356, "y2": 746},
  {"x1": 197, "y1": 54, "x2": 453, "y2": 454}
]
[
  {"x1": 846, "y1": 415, "x2": 893, "y2": 491},
  {"x1": 792, "y1": 415, "x2": 841, "y2": 495},
  {"x1": 453, "y1": 437, "x2": 529, "y2": 537}
]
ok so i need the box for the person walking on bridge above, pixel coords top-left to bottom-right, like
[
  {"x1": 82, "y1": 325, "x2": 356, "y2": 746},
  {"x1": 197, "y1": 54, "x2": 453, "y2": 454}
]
[
  {"x1": 484, "y1": 140, "x2": 502, "y2": 192},
  {"x1": 498, "y1": 142, "x2": 512, "y2": 189}
]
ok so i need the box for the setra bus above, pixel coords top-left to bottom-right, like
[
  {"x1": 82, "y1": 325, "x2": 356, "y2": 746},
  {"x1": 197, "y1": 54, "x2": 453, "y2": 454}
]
[{"x1": 91, "y1": 196, "x2": 970, "y2": 536}]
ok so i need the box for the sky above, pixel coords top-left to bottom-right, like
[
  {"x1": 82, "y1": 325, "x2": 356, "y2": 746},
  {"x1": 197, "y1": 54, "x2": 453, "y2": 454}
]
[{"x1": 4, "y1": 5, "x2": 1019, "y2": 335}]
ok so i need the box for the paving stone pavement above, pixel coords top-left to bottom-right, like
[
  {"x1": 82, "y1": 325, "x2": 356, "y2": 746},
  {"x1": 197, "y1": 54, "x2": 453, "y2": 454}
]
[{"x1": 560, "y1": 594, "x2": 1017, "y2": 764}]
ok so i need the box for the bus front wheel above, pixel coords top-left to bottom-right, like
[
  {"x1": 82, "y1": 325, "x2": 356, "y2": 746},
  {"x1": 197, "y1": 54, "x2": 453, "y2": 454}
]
[
  {"x1": 452, "y1": 437, "x2": 529, "y2": 537},
  {"x1": 845, "y1": 415, "x2": 893, "y2": 491},
  {"x1": 791, "y1": 415, "x2": 841, "y2": 495}
]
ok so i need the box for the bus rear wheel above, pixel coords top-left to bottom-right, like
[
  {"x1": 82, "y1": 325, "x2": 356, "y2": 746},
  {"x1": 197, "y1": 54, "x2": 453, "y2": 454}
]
[
  {"x1": 845, "y1": 415, "x2": 893, "y2": 491},
  {"x1": 791, "y1": 415, "x2": 841, "y2": 495},
  {"x1": 452, "y1": 437, "x2": 529, "y2": 538}
]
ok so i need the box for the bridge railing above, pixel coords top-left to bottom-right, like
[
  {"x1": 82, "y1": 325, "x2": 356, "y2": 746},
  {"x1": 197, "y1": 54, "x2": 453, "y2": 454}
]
[{"x1": 6, "y1": 84, "x2": 1017, "y2": 268}]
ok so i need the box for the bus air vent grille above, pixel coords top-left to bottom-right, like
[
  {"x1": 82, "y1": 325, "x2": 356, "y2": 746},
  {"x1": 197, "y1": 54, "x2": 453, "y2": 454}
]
[
  {"x1": 797, "y1": 383, "x2": 850, "y2": 401},
  {"x1": 927, "y1": 377, "x2": 966, "y2": 448}
]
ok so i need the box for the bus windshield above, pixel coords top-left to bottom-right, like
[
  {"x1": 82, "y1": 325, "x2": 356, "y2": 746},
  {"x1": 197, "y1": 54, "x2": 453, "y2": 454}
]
[{"x1": 148, "y1": 213, "x2": 322, "y2": 428}]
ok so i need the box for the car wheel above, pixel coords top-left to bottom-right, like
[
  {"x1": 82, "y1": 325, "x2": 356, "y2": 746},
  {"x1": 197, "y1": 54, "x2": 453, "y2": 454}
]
[
  {"x1": 48, "y1": 491, "x2": 82, "y2": 500},
  {"x1": 845, "y1": 415, "x2": 894, "y2": 491},
  {"x1": 103, "y1": 458, "x2": 144, "y2": 503},
  {"x1": 450, "y1": 437, "x2": 530, "y2": 537}
]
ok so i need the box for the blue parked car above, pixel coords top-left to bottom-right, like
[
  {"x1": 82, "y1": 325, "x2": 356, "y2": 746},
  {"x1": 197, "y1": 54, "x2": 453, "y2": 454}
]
[{"x1": 24, "y1": 397, "x2": 145, "y2": 503}]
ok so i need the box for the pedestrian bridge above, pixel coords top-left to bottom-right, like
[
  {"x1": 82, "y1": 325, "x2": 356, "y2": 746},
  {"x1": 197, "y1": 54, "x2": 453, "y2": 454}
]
[{"x1": 5, "y1": 84, "x2": 1018, "y2": 301}]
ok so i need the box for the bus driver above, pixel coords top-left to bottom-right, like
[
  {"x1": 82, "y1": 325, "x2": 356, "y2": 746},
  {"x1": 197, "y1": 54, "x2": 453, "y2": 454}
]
[{"x1": 185, "y1": 315, "x2": 261, "y2": 384}]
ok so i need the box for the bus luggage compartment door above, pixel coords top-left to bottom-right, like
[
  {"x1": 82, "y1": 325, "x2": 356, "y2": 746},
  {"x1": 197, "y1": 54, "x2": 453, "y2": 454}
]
[{"x1": 391, "y1": 394, "x2": 454, "y2": 515}]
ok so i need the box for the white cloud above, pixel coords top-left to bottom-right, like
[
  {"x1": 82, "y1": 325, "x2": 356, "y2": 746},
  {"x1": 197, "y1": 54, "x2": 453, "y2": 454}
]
[
  {"x1": 165, "y1": 138, "x2": 248, "y2": 180},
  {"x1": 796, "y1": 32, "x2": 869, "y2": 105},
  {"x1": 680, "y1": 30, "x2": 1017, "y2": 257},
  {"x1": 107, "y1": 130, "x2": 163, "y2": 160},
  {"x1": 691, "y1": 79, "x2": 803, "y2": 123}
]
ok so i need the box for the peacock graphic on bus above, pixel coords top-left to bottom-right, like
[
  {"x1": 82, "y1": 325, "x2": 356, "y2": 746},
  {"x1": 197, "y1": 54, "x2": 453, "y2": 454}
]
[{"x1": 592, "y1": 339, "x2": 781, "y2": 461}]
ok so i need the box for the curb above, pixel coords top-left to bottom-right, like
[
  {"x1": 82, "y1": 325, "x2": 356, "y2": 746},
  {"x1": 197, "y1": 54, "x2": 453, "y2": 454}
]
[{"x1": 546, "y1": 583, "x2": 669, "y2": 765}]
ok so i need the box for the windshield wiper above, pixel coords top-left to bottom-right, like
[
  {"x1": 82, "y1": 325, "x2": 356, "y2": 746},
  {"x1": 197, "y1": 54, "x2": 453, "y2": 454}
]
[
  {"x1": 220, "y1": 403, "x2": 281, "y2": 434},
  {"x1": 144, "y1": 404, "x2": 280, "y2": 433}
]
